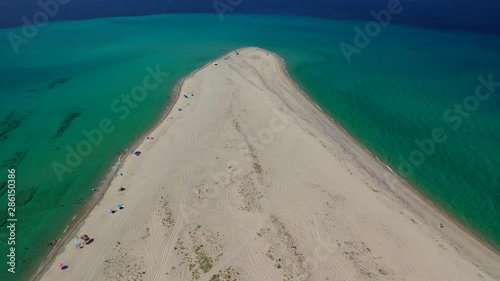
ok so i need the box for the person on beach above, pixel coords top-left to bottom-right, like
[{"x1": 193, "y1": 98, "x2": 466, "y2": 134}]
[
  {"x1": 75, "y1": 239, "x2": 83, "y2": 248},
  {"x1": 81, "y1": 234, "x2": 90, "y2": 242}
]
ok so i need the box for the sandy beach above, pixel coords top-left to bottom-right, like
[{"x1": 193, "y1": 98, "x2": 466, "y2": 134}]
[{"x1": 36, "y1": 47, "x2": 499, "y2": 281}]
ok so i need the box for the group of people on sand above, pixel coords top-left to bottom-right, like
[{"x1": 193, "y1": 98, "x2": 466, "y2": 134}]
[
  {"x1": 74, "y1": 234, "x2": 92, "y2": 249},
  {"x1": 55, "y1": 203, "x2": 124, "y2": 270},
  {"x1": 108, "y1": 203, "x2": 124, "y2": 214},
  {"x1": 52, "y1": 132, "x2": 152, "y2": 272},
  {"x1": 54, "y1": 211, "x2": 116, "y2": 270}
]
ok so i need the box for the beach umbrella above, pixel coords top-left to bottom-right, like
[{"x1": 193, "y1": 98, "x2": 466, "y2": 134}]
[{"x1": 57, "y1": 263, "x2": 64, "y2": 269}]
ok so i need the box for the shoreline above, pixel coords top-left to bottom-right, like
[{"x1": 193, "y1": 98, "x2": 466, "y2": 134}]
[
  {"x1": 273, "y1": 52, "x2": 500, "y2": 256},
  {"x1": 34, "y1": 47, "x2": 499, "y2": 280},
  {"x1": 31, "y1": 52, "x2": 238, "y2": 281},
  {"x1": 32, "y1": 69, "x2": 182, "y2": 281}
]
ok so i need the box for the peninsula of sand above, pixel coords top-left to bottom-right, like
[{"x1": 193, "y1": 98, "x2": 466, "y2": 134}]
[{"x1": 37, "y1": 48, "x2": 499, "y2": 281}]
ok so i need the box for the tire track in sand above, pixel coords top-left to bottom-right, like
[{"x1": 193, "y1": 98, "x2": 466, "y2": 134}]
[
  {"x1": 150, "y1": 132, "x2": 199, "y2": 281},
  {"x1": 79, "y1": 154, "x2": 178, "y2": 281},
  {"x1": 151, "y1": 85, "x2": 236, "y2": 280},
  {"x1": 296, "y1": 184, "x2": 353, "y2": 281},
  {"x1": 196, "y1": 137, "x2": 298, "y2": 281}
]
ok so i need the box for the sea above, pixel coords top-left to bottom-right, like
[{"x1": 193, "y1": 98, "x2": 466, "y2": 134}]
[{"x1": 0, "y1": 1, "x2": 499, "y2": 280}]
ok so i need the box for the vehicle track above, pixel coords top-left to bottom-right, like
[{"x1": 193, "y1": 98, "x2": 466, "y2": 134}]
[
  {"x1": 151, "y1": 84, "x2": 236, "y2": 280},
  {"x1": 150, "y1": 132, "x2": 199, "y2": 281},
  {"x1": 196, "y1": 136, "x2": 297, "y2": 281},
  {"x1": 297, "y1": 183, "x2": 354, "y2": 281},
  {"x1": 79, "y1": 156, "x2": 178, "y2": 281}
]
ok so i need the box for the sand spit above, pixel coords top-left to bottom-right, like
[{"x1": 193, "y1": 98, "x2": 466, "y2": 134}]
[{"x1": 38, "y1": 48, "x2": 499, "y2": 281}]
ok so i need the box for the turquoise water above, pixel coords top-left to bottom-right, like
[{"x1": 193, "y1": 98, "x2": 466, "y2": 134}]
[{"x1": 0, "y1": 14, "x2": 499, "y2": 280}]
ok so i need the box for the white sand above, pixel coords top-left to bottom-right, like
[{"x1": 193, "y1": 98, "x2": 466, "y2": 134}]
[{"x1": 37, "y1": 48, "x2": 499, "y2": 281}]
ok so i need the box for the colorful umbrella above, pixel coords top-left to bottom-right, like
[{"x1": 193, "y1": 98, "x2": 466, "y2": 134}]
[{"x1": 57, "y1": 263, "x2": 64, "y2": 269}]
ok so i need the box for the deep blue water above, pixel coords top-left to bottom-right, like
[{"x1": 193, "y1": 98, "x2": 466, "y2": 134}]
[
  {"x1": 0, "y1": 1, "x2": 499, "y2": 280},
  {"x1": 1, "y1": 0, "x2": 500, "y2": 34}
]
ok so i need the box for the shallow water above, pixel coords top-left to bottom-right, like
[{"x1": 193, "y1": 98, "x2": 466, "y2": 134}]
[{"x1": 0, "y1": 13, "x2": 499, "y2": 280}]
